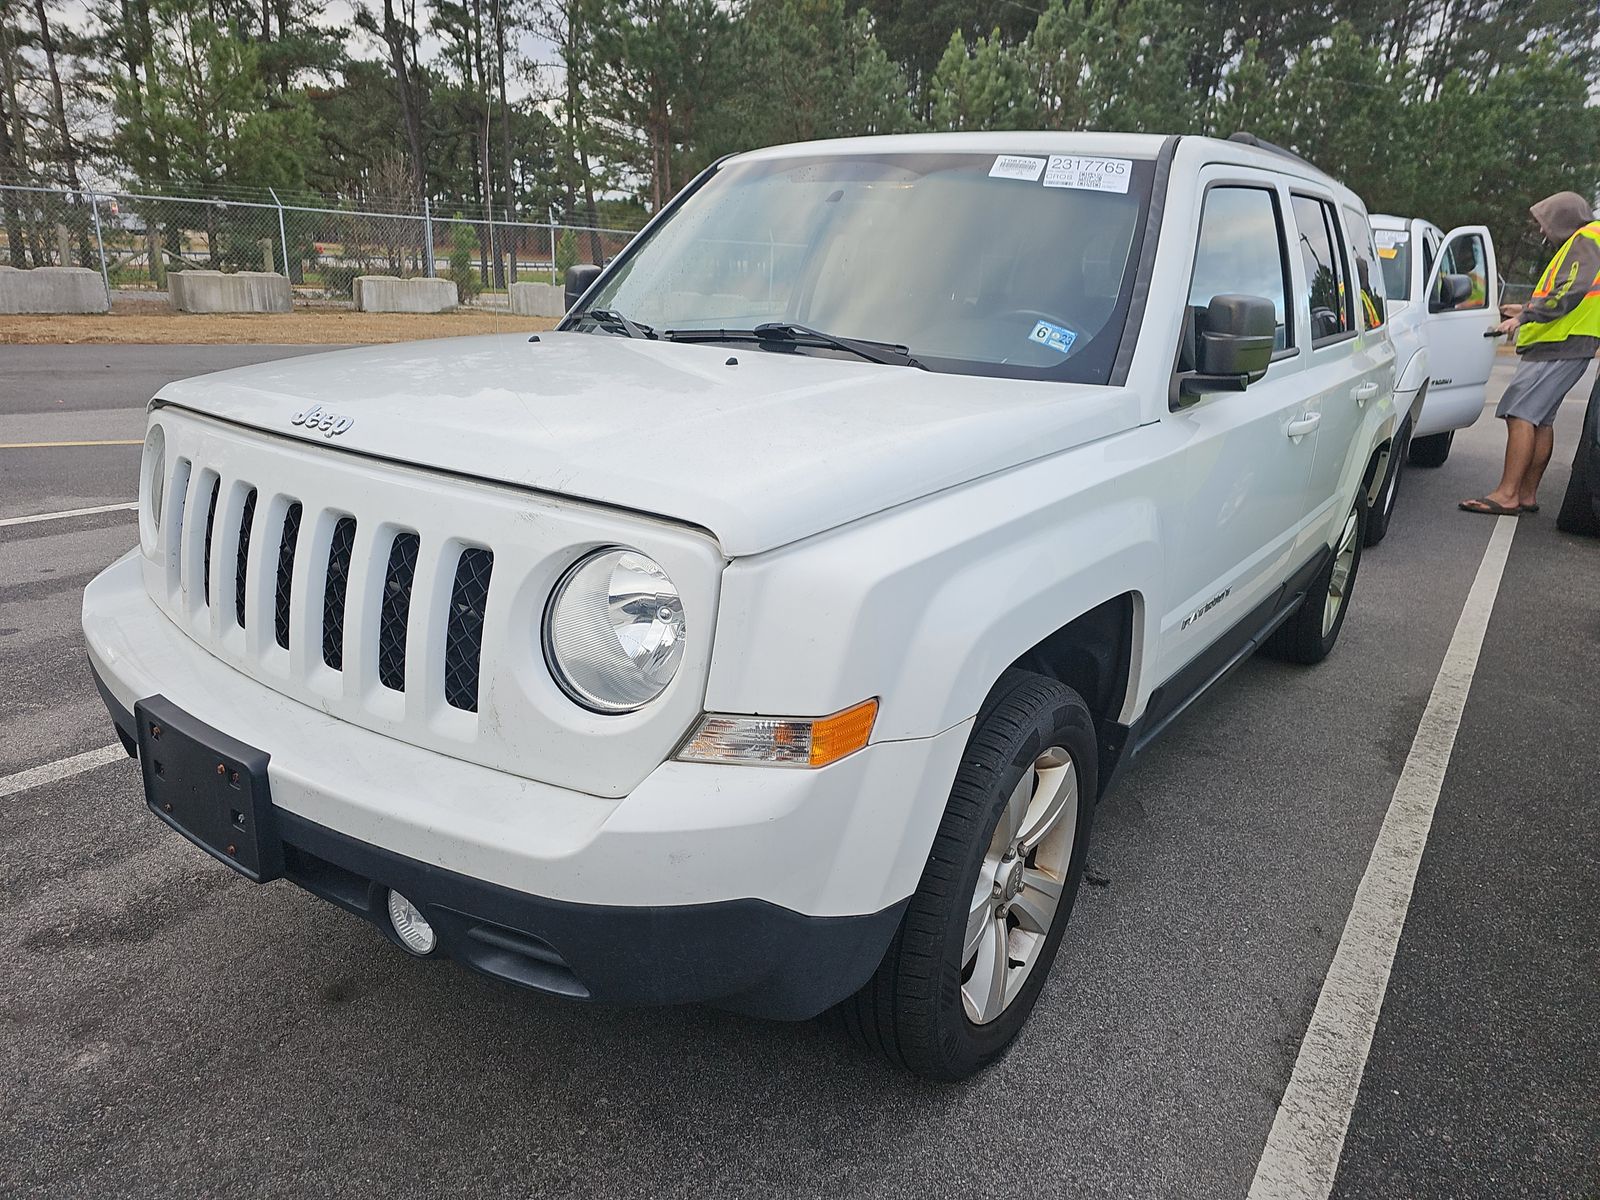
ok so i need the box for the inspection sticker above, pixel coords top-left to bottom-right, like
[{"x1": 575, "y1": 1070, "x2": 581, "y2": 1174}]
[
  {"x1": 1028, "y1": 319, "x2": 1077, "y2": 355},
  {"x1": 989, "y1": 154, "x2": 1047, "y2": 181},
  {"x1": 1042, "y1": 155, "x2": 1132, "y2": 193}
]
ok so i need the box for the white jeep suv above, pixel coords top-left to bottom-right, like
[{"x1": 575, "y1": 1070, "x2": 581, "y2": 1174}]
[{"x1": 84, "y1": 132, "x2": 1397, "y2": 1079}]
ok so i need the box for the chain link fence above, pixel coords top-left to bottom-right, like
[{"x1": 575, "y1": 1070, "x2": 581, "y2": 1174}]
[{"x1": 0, "y1": 180, "x2": 645, "y2": 307}]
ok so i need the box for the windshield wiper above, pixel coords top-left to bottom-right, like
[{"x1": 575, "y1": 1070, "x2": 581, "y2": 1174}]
[
  {"x1": 578, "y1": 308, "x2": 657, "y2": 340},
  {"x1": 665, "y1": 322, "x2": 923, "y2": 369}
]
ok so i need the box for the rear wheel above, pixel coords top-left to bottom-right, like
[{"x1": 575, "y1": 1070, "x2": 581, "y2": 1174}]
[
  {"x1": 1364, "y1": 420, "x2": 1409, "y2": 546},
  {"x1": 831, "y1": 670, "x2": 1095, "y2": 1080},
  {"x1": 1266, "y1": 496, "x2": 1366, "y2": 665},
  {"x1": 1408, "y1": 430, "x2": 1453, "y2": 468}
]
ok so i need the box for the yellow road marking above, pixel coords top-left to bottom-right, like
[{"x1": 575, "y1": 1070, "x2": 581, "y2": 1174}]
[{"x1": 0, "y1": 439, "x2": 142, "y2": 449}]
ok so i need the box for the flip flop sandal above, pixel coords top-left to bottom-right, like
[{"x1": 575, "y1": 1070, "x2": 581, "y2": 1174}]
[
  {"x1": 1458, "y1": 498, "x2": 1522, "y2": 516},
  {"x1": 1522, "y1": 503, "x2": 1541, "y2": 513}
]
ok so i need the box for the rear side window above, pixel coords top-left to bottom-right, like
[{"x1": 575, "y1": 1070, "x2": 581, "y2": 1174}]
[
  {"x1": 1291, "y1": 194, "x2": 1354, "y2": 344},
  {"x1": 1187, "y1": 186, "x2": 1292, "y2": 351},
  {"x1": 1343, "y1": 206, "x2": 1387, "y2": 330}
]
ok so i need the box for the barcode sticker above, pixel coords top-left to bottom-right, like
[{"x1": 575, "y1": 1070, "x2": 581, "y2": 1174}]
[
  {"x1": 989, "y1": 155, "x2": 1047, "y2": 181},
  {"x1": 1042, "y1": 156, "x2": 1132, "y2": 193}
]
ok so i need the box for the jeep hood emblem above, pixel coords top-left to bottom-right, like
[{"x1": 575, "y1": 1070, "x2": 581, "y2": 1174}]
[{"x1": 291, "y1": 404, "x2": 354, "y2": 438}]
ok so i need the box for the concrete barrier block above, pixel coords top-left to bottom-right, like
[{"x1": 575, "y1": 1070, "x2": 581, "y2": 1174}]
[
  {"x1": 0, "y1": 265, "x2": 109, "y2": 314},
  {"x1": 353, "y1": 275, "x2": 458, "y2": 313},
  {"x1": 168, "y1": 269, "x2": 292, "y2": 313},
  {"x1": 509, "y1": 281, "x2": 566, "y2": 319}
]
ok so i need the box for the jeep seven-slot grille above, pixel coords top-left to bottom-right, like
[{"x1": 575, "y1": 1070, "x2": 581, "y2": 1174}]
[
  {"x1": 444, "y1": 548, "x2": 494, "y2": 712},
  {"x1": 234, "y1": 488, "x2": 257, "y2": 628},
  {"x1": 322, "y1": 516, "x2": 357, "y2": 670},
  {"x1": 376, "y1": 531, "x2": 420, "y2": 691},
  {"x1": 274, "y1": 502, "x2": 301, "y2": 650},
  {"x1": 171, "y1": 471, "x2": 494, "y2": 719}
]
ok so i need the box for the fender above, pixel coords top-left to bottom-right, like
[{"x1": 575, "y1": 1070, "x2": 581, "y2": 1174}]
[{"x1": 704, "y1": 429, "x2": 1165, "y2": 744}]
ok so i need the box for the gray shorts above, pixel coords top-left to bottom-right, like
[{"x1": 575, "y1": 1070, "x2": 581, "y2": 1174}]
[{"x1": 1496, "y1": 356, "x2": 1591, "y2": 427}]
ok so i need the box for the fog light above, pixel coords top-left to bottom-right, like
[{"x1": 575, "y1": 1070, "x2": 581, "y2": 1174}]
[{"x1": 386, "y1": 890, "x2": 436, "y2": 955}]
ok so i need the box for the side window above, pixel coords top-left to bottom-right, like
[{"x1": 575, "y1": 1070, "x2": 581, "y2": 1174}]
[
  {"x1": 1187, "y1": 186, "x2": 1292, "y2": 352},
  {"x1": 1436, "y1": 232, "x2": 1490, "y2": 311},
  {"x1": 1343, "y1": 206, "x2": 1387, "y2": 330},
  {"x1": 1421, "y1": 235, "x2": 1437, "y2": 283},
  {"x1": 1290, "y1": 194, "x2": 1354, "y2": 343}
]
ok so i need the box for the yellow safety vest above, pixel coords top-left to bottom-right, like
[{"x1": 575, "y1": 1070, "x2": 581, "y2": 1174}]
[{"x1": 1517, "y1": 221, "x2": 1600, "y2": 349}]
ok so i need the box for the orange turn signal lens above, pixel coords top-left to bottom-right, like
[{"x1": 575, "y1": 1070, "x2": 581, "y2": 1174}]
[
  {"x1": 805, "y1": 699, "x2": 879, "y2": 767},
  {"x1": 676, "y1": 699, "x2": 879, "y2": 768}
]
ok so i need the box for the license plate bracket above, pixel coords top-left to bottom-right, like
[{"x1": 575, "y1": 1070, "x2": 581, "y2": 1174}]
[{"x1": 134, "y1": 695, "x2": 282, "y2": 883}]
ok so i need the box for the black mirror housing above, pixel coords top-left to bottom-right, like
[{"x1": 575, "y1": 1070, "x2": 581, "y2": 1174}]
[
  {"x1": 564, "y1": 263, "x2": 602, "y2": 311},
  {"x1": 1431, "y1": 272, "x2": 1473, "y2": 311},
  {"x1": 1196, "y1": 293, "x2": 1276, "y2": 379}
]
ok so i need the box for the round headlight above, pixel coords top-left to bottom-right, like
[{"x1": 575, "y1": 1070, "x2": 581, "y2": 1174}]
[
  {"x1": 138, "y1": 425, "x2": 166, "y2": 554},
  {"x1": 544, "y1": 548, "x2": 686, "y2": 713}
]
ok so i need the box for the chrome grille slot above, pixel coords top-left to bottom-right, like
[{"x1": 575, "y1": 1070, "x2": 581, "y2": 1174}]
[
  {"x1": 322, "y1": 516, "x2": 357, "y2": 670},
  {"x1": 274, "y1": 502, "x2": 301, "y2": 650},
  {"x1": 234, "y1": 488, "x2": 257, "y2": 628},
  {"x1": 376, "y1": 531, "x2": 420, "y2": 692},
  {"x1": 444, "y1": 547, "x2": 494, "y2": 712}
]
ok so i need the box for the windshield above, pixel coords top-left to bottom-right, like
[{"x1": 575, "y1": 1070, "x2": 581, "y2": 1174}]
[
  {"x1": 576, "y1": 151, "x2": 1157, "y2": 384},
  {"x1": 1374, "y1": 228, "x2": 1411, "y2": 300}
]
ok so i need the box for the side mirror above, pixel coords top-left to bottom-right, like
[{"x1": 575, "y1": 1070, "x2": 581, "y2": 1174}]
[
  {"x1": 564, "y1": 263, "x2": 602, "y2": 311},
  {"x1": 1175, "y1": 293, "x2": 1277, "y2": 404},
  {"x1": 1431, "y1": 272, "x2": 1472, "y2": 311}
]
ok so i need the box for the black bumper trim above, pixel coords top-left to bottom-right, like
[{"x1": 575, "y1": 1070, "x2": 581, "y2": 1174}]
[{"x1": 86, "y1": 661, "x2": 904, "y2": 1020}]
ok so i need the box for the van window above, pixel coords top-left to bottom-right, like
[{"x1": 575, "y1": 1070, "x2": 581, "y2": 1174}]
[
  {"x1": 1187, "y1": 186, "x2": 1292, "y2": 351},
  {"x1": 1343, "y1": 206, "x2": 1387, "y2": 329},
  {"x1": 1291, "y1": 194, "x2": 1354, "y2": 343}
]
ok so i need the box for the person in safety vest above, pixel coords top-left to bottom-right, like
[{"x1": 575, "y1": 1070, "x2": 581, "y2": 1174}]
[{"x1": 1460, "y1": 192, "x2": 1600, "y2": 516}]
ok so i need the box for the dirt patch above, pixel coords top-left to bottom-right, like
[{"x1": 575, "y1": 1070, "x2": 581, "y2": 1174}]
[{"x1": 0, "y1": 303, "x2": 558, "y2": 346}]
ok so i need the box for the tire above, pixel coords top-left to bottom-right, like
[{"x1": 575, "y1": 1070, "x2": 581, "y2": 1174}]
[
  {"x1": 1408, "y1": 430, "x2": 1453, "y2": 468},
  {"x1": 1266, "y1": 495, "x2": 1367, "y2": 665},
  {"x1": 830, "y1": 670, "x2": 1096, "y2": 1080},
  {"x1": 1364, "y1": 420, "x2": 1409, "y2": 547}
]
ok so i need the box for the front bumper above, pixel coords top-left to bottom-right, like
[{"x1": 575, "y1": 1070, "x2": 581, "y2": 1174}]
[{"x1": 85, "y1": 551, "x2": 970, "y2": 1017}]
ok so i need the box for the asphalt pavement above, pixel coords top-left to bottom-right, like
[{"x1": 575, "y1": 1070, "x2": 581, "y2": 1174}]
[{"x1": 1, "y1": 345, "x2": 1595, "y2": 1199}]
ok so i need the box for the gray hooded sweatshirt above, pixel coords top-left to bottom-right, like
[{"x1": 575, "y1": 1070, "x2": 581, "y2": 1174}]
[{"x1": 1519, "y1": 190, "x2": 1599, "y2": 361}]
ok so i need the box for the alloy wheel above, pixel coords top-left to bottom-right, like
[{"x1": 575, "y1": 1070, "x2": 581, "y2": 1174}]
[{"x1": 961, "y1": 746, "x2": 1078, "y2": 1025}]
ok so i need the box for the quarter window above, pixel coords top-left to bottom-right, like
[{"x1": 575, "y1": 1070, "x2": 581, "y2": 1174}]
[
  {"x1": 1344, "y1": 206, "x2": 1387, "y2": 330},
  {"x1": 1187, "y1": 186, "x2": 1292, "y2": 352},
  {"x1": 1291, "y1": 194, "x2": 1354, "y2": 343}
]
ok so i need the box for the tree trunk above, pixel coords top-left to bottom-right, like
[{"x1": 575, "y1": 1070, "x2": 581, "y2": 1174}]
[
  {"x1": 0, "y1": 80, "x2": 26, "y2": 266},
  {"x1": 492, "y1": 0, "x2": 514, "y2": 283}
]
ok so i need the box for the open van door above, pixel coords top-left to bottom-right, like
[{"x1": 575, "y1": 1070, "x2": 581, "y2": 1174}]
[{"x1": 1416, "y1": 225, "x2": 1500, "y2": 439}]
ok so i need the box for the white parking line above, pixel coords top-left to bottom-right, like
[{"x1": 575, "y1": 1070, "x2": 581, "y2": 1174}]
[
  {"x1": 0, "y1": 502, "x2": 138, "y2": 528},
  {"x1": 0, "y1": 744, "x2": 131, "y2": 800},
  {"x1": 1248, "y1": 514, "x2": 1519, "y2": 1200}
]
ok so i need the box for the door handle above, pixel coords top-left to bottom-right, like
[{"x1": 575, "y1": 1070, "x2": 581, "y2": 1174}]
[
  {"x1": 1352, "y1": 381, "x2": 1381, "y2": 404},
  {"x1": 1286, "y1": 413, "x2": 1321, "y2": 439}
]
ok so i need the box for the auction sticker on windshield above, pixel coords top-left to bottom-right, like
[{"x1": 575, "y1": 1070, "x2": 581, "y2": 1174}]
[
  {"x1": 989, "y1": 155, "x2": 1046, "y2": 181},
  {"x1": 1043, "y1": 155, "x2": 1132, "y2": 193}
]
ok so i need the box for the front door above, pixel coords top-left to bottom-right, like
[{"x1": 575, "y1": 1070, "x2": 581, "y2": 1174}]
[
  {"x1": 1418, "y1": 225, "x2": 1500, "y2": 435},
  {"x1": 1157, "y1": 171, "x2": 1317, "y2": 686}
]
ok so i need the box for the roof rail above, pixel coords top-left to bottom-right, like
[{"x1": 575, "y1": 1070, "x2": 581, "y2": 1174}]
[{"x1": 1227, "y1": 131, "x2": 1325, "y2": 175}]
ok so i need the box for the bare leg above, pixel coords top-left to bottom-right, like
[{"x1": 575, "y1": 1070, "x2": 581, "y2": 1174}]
[
  {"x1": 1519, "y1": 425, "x2": 1555, "y2": 507},
  {"x1": 1469, "y1": 417, "x2": 1536, "y2": 509}
]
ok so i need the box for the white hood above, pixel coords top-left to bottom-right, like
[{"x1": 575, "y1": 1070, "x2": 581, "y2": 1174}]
[{"x1": 156, "y1": 333, "x2": 1139, "y2": 556}]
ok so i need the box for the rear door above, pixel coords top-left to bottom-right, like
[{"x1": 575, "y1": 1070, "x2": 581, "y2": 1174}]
[
  {"x1": 1288, "y1": 190, "x2": 1392, "y2": 545},
  {"x1": 1420, "y1": 225, "x2": 1500, "y2": 427}
]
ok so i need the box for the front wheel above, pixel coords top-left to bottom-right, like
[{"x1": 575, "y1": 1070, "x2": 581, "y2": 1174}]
[
  {"x1": 831, "y1": 670, "x2": 1096, "y2": 1080},
  {"x1": 1265, "y1": 496, "x2": 1367, "y2": 665},
  {"x1": 1409, "y1": 430, "x2": 1454, "y2": 468}
]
